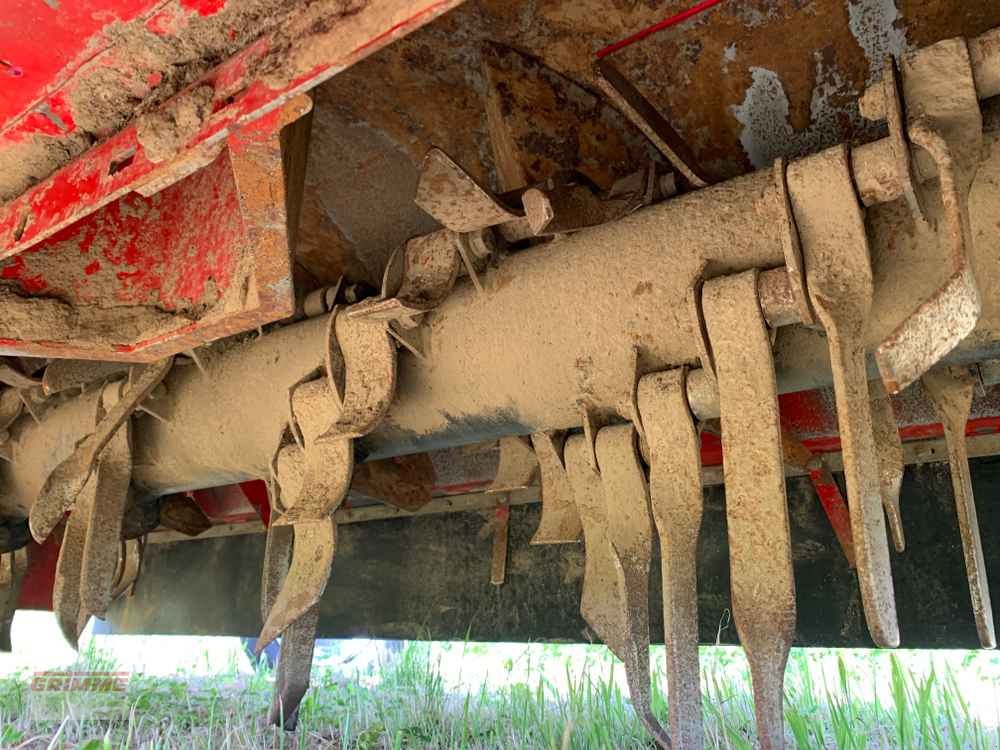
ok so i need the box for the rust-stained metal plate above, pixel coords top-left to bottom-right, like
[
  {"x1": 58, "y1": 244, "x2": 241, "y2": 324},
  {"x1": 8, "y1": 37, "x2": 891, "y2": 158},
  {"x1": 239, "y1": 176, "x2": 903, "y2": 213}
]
[
  {"x1": 923, "y1": 366, "x2": 996, "y2": 649},
  {"x1": 30, "y1": 357, "x2": 172, "y2": 543},
  {"x1": 788, "y1": 145, "x2": 899, "y2": 649},
  {"x1": 594, "y1": 424, "x2": 670, "y2": 750},
  {"x1": 528, "y1": 432, "x2": 581, "y2": 544},
  {"x1": 481, "y1": 42, "x2": 656, "y2": 193},
  {"x1": 414, "y1": 148, "x2": 523, "y2": 232},
  {"x1": 702, "y1": 270, "x2": 794, "y2": 750},
  {"x1": 870, "y1": 378, "x2": 906, "y2": 553},
  {"x1": 636, "y1": 369, "x2": 704, "y2": 750}
]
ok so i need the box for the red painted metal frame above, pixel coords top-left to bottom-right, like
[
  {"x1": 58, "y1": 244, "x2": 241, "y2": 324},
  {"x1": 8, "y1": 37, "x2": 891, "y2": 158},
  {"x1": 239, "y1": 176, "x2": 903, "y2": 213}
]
[
  {"x1": 0, "y1": 0, "x2": 464, "y2": 253},
  {"x1": 0, "y1": 0, "x2": 464, "y2": 360},
  {"x1": 0, "y1": 99, "x2": 306, "y2": 360}
]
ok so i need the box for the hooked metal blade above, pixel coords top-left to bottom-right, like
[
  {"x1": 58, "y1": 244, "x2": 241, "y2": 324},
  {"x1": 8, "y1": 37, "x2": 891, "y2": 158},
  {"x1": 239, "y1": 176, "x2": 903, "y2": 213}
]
[{"x1": 789, "y1": 145, "x2": 899, "y2": 648}]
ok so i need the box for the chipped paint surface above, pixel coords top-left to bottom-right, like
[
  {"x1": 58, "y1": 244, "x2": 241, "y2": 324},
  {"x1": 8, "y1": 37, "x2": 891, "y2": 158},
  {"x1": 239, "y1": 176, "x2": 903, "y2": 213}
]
[
  {"x1": 731, "y1": 59, "x2": 855, "y2": 169},
  {"x1": 848, "y1": 0, "x2": 910, "y2": 81}
]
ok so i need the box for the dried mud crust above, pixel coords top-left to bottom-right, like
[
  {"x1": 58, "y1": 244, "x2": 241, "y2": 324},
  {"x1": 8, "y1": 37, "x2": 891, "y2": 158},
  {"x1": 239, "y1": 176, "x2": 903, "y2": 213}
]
[
  {"x1": 0, "y1": 0, "x2": 367, "y2": 202},
  {"x1": 0, "y1": 287, "x2": 192, "y2": 346},
  {"x1": 136, "y1": 85, "x2": 216, "y2": 164}
]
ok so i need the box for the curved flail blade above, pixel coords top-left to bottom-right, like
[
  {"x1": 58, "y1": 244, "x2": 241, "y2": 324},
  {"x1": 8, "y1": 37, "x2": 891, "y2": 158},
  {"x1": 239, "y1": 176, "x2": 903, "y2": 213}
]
[
  {"x1": 267, "y1": 604, "x2": 320, "y2": 730},
  {"x1": 789, "y1": 146, "x2": 898, "y2": 648},
  {"x1": 31, "y1": 358, "x2": 172, "y2": 543},
  {"x1": 564, "y1": 435, "x2": 626, "y2": 651},
  {"x1": 257, "y1": 519, "x2": 336, "y2": 651},
  {"x1": 53, "y1": 419, "x2": 132, "y2": 648}
]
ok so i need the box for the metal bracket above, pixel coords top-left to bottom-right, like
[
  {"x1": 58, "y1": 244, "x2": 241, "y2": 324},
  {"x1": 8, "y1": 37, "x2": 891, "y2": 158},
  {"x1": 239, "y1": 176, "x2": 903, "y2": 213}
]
[
  {"x1": 874, "y1": 39, "x2": 984, "y2": 392},
  {"x1": 702, "y1": 270, "x2": 795, "y2": 749},
  {"x1": 923, "y1": 365, "x2": 996, "y2": 648},
  {"x1": 637, "y1": 368, "x2": 704, "y2": 750}
]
